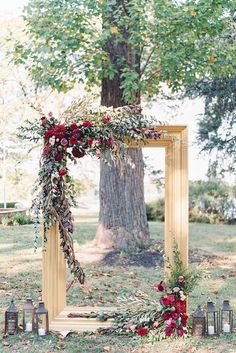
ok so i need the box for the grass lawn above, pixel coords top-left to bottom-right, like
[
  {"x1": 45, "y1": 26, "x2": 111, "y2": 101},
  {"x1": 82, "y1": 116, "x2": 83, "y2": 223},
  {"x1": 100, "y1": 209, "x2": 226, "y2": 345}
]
[{"x1": 0, "y1": 221, "x2": 236, "y2": 352}]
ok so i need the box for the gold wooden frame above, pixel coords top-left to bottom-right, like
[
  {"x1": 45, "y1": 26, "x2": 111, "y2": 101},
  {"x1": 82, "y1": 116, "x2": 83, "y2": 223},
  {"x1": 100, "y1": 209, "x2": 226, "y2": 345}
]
[{"x1": 43, "y1": 125, "x2": 188, "y2": 331}]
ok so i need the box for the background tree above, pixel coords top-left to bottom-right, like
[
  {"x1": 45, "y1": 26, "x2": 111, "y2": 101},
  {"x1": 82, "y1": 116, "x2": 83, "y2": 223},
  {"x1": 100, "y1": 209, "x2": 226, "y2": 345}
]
[{"x1": 14, "y1": 0, "x2": 235, "y2": 248}]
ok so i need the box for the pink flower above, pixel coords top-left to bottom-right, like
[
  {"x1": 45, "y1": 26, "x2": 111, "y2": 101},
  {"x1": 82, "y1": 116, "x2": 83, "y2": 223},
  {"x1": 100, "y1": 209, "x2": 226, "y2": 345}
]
[
  {"x1": 60, "y1": 138, "x2": 68, "y2": 146},
  {"x1": 177, "y1": 327, "x2": 184, "y2": 336},
  {"x1": 103, "y1": 116, "x2": 110, "y2": 123},
  {"x1": 153, "y1": 321, "x2": 159, "y2": 328},
  {"x1": 42, "y1": 145, "x2": 51, "y2": 156},
  {"x1": 129, "y1": 325, "x2": 136, "y2": 333},
  {"x1": 48, "y1": 112, "x2": 53, "y2": 117},
  {"x1": 162, "y1": 298, "x2": 171, "y2": 306},
  {"x1": 178, "y1": 275, "x2": 185, "y2": 283},
  {"x1": 137, "y1": 327, "x2": 147, "y2": 337},
  {"x1": 173, "y1": 287, "x2": 180, "y2": 293},
  {"x1": 167, "y1": 294, "x2": 175, "y2": 303}
]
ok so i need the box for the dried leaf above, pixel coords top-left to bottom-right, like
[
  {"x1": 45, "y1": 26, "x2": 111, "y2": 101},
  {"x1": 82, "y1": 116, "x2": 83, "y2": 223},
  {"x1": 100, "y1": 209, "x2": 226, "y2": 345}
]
[{"x1": 103, "y1": 346, "x2": 111, "y2": 352}]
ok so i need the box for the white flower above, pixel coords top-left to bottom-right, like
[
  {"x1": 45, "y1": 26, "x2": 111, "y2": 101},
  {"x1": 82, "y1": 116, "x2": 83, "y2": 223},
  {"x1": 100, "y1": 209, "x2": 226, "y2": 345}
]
[{"x1": 173, "y1": 287, "x2": 180, "y2": 292}]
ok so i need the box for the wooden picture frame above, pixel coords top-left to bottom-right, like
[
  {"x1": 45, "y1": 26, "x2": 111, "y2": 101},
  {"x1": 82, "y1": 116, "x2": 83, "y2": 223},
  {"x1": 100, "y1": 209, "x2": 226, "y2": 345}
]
[{"x1": 42, "y1": 125, "x2": 188, "y2": 331}]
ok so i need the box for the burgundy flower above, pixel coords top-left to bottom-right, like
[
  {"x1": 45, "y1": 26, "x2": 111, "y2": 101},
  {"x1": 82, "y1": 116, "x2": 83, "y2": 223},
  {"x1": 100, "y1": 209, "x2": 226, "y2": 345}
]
[
  {"x1": 44, "y1": 128, "x2": 55, "y2": 138},
  {"x1": 137, "y1": 327, "x2": 147, "y2": 337},
  {"x1": 87, "y1": 137, "x2": 93, "y2": 145},
  {"x1": 162, "y1": 311, "x2": 171, "y2": 320},
  {"x1": 72, "y1": 147, "x2": 85, "y2": 158},
  {"x1": 181, "y1": 313, "x2": 188, "y2": 326},
  {"x1": 103, "y1": 116, "x2": 110, "y2": 123},
  {"x1": 162, "y1": 298, "x2": 171, "y2": 307},
  {"x1": 165, "y1": 327, "x2": 173, "y2": 337},
  {"x1": 170, "y1": 320, "x2": 176, "y2": 329},
  {"x1": 42, "y1": 145, "x2": 51, "y2": 156},
  {"x1": 55, "y1": 153, "x2": 63, "y2": 162},
  {"x1": 59, "y1": 169, "x2": 66, "y2": 176},
  {"x1": 53, "y1": 124, "x2": 66, "y2": 139},
  {"x1": 83, "y1": 121, "x2": 93, "y2": 127},
  {"x1": 70, "y1": 136, "x2": 78, "y2": 145},
  {"x1": 41, "y1": 117, "x2": 49, "y2": 126},
  {"x1": 177, "y1": 327, "x2": 184, "y2": 336},
  {"x1": 171, "y1": 312, "x2": 179, "y2": 320},
  {"x1": 70, "y1": 123, "x2": 78, "y2": 131},
  {"x1": 155, "y1": 281, "x2": 166, "y2": 292},
  {"x1": 174, "y1": 299, "x2": 186, "y2": 314}
]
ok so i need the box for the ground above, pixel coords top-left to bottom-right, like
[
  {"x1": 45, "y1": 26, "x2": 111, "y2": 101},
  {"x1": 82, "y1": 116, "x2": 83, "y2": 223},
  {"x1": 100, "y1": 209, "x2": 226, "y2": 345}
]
[{"x1": 0, "y1": 220, "x2": 236, "y2": 352}]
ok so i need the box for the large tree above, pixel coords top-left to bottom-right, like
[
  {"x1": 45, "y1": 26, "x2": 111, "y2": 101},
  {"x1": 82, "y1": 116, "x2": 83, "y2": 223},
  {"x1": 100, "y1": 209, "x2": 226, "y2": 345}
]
[{"x1": 14, "y1": 0, "x2": 235, "y2": 248}]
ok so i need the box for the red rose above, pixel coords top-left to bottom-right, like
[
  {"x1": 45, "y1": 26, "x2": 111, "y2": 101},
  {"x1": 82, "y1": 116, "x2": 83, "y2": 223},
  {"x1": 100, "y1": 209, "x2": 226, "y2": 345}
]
[
  {"x1": 87, "y1": 137, "x2": 93, "y2": 145},
  {"x1": 72, "y1": 147, "x2": 85, "y2": 158},
  {"x1": 55, "y1": 153, "x2": 63, "y2": 162},
  {"x1": 174, "y1": 300, "x2": 186, "y2": 314},
  {"x1": 83, "y1": 121, "x2": 93, "y2": 127},
  {"x1": 70, "y1": 136, "x2": 78, "y2": 145},
  {"x1": 42, "y1": 145, "x2": 51, "y2": 156},
  {"x1": 44, "y1": 128, "x2": 55, "y2": 138},
  {"x1": 137, "y1": 327, "x2": 147, "y2": 337},
  {"x1": 162, "y1": 311, "x2": 170, "y2": 320},
  {"x1": 165, "y1": 327, "x2": 173, "y2": 337},
  {"x1": 71, "y1": 123, "x2": 78, "y2": 131},
  {"x1": 162, "y1": 298, "x2": 171, "y2": 306},
  {"x1": 103, "y1": 116, "x2": 110, "y2": 123},
  {"x1": 53, "y1": 124, "x2": 66, "y2": 139},
  {"x1": 181, "y1": 313, "x2": 188, "y2": 326},
  {"x1": 59, "y1": 169, "x2": 66, "y2": 176},
  {"x1": 170, "y1": 320, "x2": 176, "y2": 328},
  {"x1": 177, "y1": 327, "x2": 184, "y2": 336}
]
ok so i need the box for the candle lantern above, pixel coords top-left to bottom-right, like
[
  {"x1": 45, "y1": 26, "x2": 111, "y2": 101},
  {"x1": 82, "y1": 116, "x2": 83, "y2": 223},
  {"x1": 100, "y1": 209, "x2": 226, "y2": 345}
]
[
  {"x1": 35, "y1": 302, "x2": 49, "y2": 336},
  {"x1": 23, "y1": 298, "x2": 35, "y2": 332},
  {"x1": 206, "y1": 300, "x2": 219, "y2": 336},
  {"x1": 192, "y1": 305, "x2": 206, "y2": 337},
  {"x1": 4, "y1": 300, "x2": 18, "y2": 335},
  {"x1": 220, "y1": 300, "x2": 233, "y2": 334}
]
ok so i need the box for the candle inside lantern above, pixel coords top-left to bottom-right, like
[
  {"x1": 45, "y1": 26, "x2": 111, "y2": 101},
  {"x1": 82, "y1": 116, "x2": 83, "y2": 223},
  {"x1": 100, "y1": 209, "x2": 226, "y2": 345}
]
[
  {"x1": 208, "y1": 325, "x2": 214, "y2": 335},
  {"x1": 25, "y1": 322, "x2": 32, "y2": 332},
  {"x1": 223, "y1": 323, "x2": 230, "y2": 333},
  {"x1": 38, "y1": 327, "x2": 46, "y2": 336}
]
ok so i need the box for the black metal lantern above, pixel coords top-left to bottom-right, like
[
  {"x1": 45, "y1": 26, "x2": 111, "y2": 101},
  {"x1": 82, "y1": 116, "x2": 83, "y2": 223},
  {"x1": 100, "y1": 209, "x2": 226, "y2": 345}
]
[
  {"x1": 192, "y1": 305, "x2": 206, "y2": 337},
  {"x1": 4, "y1": 300, "x2": 18, "y2": 335},
  {"x1": 220, "y1": 300, "x2": 233, "y2": 334},
  {"x1": 206, "y1": 300, "x2": 219, "y2": 336},
  {"x1": 23, "y1": 298, "x2": 35, "y2": 332},
  {"x1": 35, "y1": 302, "x2": 49, "y2": 336}
]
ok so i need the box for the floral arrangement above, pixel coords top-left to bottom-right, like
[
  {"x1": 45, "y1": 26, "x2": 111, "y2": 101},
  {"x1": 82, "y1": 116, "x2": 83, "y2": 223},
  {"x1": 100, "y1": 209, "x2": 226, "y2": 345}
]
[
  {"x1": 18, "y1": 104, "x2": 163, "y2": 284},
  {"x1": 97, "y1": 246, "x2": 200, "y2": 342}
]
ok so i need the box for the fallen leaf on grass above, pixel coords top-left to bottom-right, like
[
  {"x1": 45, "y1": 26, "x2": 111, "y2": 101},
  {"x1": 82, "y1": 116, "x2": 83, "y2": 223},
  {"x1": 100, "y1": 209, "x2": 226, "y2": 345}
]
[
  {"x1": 103, "y1": 346, "x2": 111, "y2": 352},
  {"x1": 188, "y1": 347, "x2": 197, "y2": 353}
]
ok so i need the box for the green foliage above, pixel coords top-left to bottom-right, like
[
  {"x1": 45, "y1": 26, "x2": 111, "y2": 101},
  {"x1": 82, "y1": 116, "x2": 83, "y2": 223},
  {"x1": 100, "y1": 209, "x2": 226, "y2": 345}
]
[
  {"x1": 187, "y1": 75, "x2": 236, "y2": 175},
  {"x1": 0, "y1": 213, "x2": 33, "y2": 226},
  {"x1": 0, "y1": 202, "x2": 16, "y2": 208},
  {"x1": 146, "y1": 199, "x2": 164, "y2": 221},
  {"x1": 13, "y1": 0, "x2": 235, "y2": 103}
]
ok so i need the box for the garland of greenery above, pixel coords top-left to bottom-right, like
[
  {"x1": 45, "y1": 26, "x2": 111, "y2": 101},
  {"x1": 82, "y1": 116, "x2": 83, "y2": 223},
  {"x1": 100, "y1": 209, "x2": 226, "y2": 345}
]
[{"x1": 18, "y1": 105, "x2": 163, "y2": 284}]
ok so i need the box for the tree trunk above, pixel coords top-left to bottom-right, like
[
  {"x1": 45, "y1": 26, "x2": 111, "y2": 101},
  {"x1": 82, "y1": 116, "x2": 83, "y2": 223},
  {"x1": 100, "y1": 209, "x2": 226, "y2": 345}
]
[{"x1": 94, "y1": 0, "x2": 150, "y2": 249}]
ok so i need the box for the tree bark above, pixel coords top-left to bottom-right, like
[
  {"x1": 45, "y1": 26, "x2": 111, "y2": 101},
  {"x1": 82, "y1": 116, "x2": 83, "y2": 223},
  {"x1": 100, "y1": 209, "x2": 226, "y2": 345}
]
[{"x1": 95, "y1": 0, "x2": 150, "y2": 249}]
